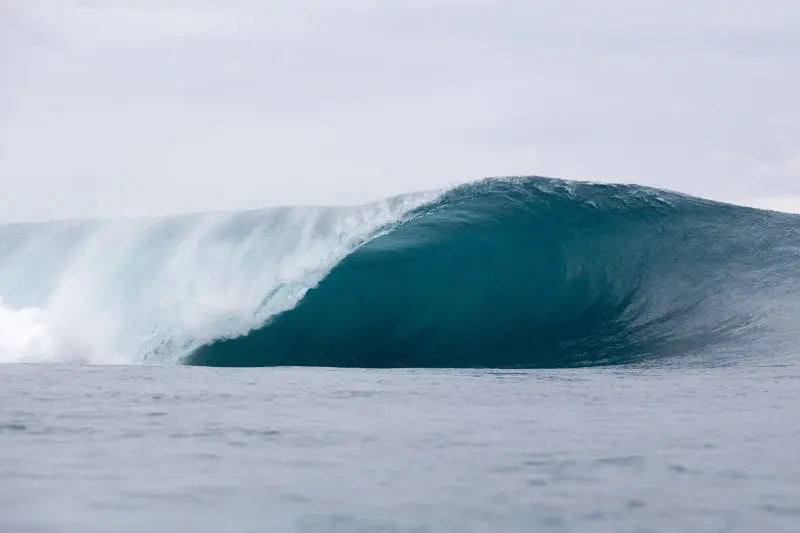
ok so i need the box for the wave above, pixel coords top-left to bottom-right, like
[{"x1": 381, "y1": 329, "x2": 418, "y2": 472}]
[
  {"x1": 187, "y1": 177, "x2": 800, "y2": 368},
  {"x1": 2, "y1": 177, "x2": 799, "y2": 368}
]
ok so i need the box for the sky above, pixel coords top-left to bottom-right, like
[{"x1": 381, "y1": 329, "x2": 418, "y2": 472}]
[{"x1": 1, "y1": 0, "x2": 799, "y2": 222}]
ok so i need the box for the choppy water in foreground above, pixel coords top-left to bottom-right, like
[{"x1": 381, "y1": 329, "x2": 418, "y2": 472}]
[{"x1": 1, "y1": 363, "x2": 798, "y2": 533}]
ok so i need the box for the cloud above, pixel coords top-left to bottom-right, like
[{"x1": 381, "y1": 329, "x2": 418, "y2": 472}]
[
  {"x1": 1, "y1": 0, "x2": 799, "y2": 221},
  {"x1": 36, "y1": 4, "x2": 244, "y2": 47}
]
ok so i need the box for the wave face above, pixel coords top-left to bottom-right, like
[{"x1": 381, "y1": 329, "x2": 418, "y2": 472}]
[
  {"x1": 187, "y1": 178, "x2": 800, "y2": 368},
  {"x1": 2, "y1": 177, "x2": 799, "y2": 368}
]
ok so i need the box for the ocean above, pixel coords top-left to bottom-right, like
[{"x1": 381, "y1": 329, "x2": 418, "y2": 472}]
[{"x1": 1, "y1": 177, "x2": 799, "y2": 532}]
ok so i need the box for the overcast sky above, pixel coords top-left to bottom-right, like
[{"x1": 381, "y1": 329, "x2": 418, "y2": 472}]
[{"x1": 2, "y1": 0, "x2": 799, "y2": 222}]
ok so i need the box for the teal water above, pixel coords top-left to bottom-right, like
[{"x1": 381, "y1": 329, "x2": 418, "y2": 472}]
[
  {"x1": 190, "y1": 178, "x2": 800, "y2": 368},
  {"x1": 1, "y1": 363, "x2": 798, "y2": 533}
]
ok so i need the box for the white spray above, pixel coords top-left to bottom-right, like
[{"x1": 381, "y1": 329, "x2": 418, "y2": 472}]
[{"x1": 0, "y1": 192, "x2": 438, "y2": 364}]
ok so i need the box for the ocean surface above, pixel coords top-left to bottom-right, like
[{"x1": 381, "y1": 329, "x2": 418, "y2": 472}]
[
  {"x1": 1, "y1": 177, "x2": 799, "y2": 531},
  {"x1": 1, "y1": 364, "x2": 799, "y2": 533}
]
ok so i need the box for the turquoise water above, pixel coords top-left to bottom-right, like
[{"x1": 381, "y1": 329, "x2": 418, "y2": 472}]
[{"x1": 1, "y1": 363, "x2": 798, "y2": 532}]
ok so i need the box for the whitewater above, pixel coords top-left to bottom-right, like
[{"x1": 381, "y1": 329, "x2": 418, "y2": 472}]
[{"x1": 0, "y1": 190, "x2": 437, "y2": 364}]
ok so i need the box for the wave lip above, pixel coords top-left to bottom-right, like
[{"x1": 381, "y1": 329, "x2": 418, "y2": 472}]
[
  {"x1": 0, "y1": 193, "x2": 436, "y2": 364},
  {"x1": 187, "y1": 177, "x2": 800, "y2": 368}
]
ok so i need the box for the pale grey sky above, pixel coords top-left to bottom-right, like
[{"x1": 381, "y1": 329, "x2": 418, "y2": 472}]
[{"x1": 2, "y1": 0, "x2": 799, "y2": 222}]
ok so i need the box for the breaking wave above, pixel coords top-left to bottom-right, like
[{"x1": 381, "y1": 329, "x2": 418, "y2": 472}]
[{"x1": 2, "y1": 177, "x2": 799, "y2": 368}]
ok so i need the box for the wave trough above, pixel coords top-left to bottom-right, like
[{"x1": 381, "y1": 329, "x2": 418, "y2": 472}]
[{"x1": 2, "y1": 177, "x2": 799, "y2": 368}]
